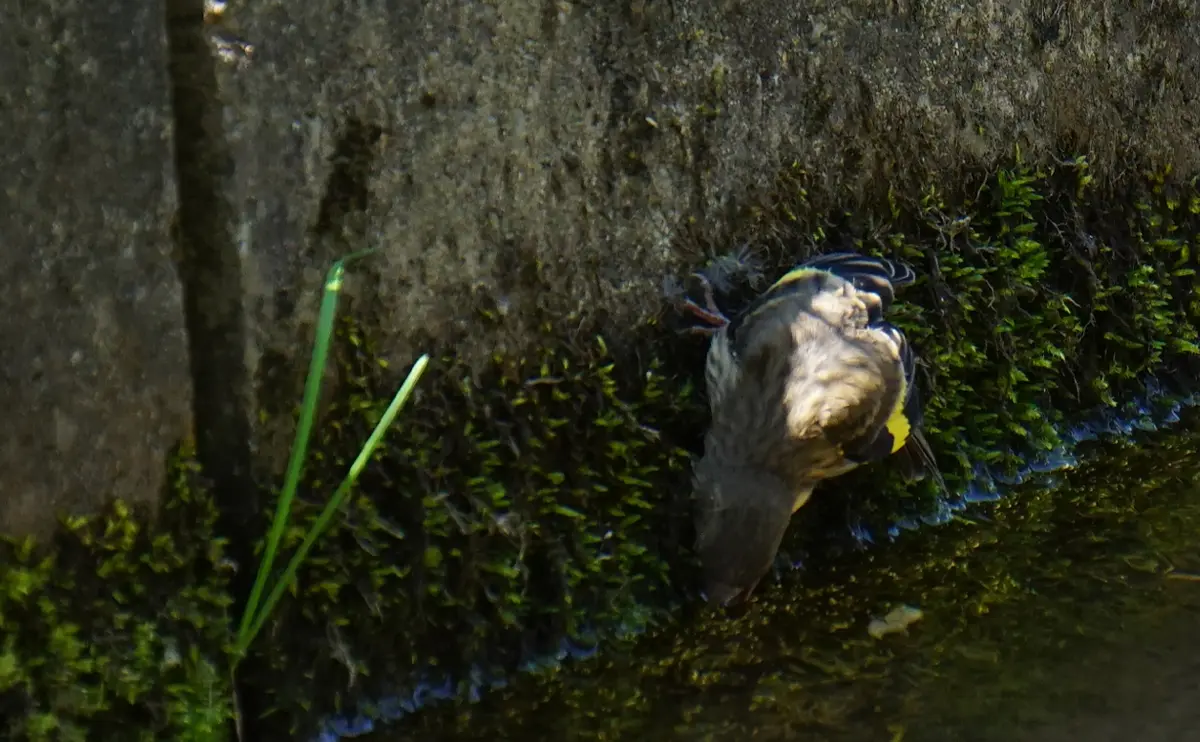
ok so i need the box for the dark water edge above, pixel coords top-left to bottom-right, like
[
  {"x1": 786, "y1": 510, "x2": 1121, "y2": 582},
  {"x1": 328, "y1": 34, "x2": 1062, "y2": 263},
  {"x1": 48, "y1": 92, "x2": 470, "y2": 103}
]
[{"x1": 350, "y1": 406, "x2": 1200, "y2": 742}]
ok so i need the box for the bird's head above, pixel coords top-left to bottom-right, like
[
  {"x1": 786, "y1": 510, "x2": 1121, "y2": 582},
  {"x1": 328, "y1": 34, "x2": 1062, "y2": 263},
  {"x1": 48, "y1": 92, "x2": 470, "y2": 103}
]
[{"x1": 691, "y1": 460, "x2": 805, "y2": 608}]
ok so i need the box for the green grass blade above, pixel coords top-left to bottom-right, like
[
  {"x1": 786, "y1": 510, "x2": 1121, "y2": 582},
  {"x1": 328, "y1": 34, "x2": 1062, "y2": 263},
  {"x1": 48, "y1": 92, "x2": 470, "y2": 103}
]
[
  {"x1": 239, "y1": 353, "x2": 430, "y2": 651},
  {"x1": 235, "y1": 261, "x2": 348, "y2": 648}
]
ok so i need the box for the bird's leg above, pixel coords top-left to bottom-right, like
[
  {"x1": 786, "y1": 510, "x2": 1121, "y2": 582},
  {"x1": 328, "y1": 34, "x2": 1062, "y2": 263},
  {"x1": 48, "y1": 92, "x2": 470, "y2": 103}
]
[{"x1": 677, "y1": 272, "x2": 731, "y2": 335}]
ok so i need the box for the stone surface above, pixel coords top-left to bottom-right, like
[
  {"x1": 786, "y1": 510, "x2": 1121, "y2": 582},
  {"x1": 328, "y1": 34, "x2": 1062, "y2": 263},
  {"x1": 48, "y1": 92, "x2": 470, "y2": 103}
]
[
  {"x1": 201, "y1": 0, "x2": 1200, "y2": 470},
  {"x1": 0, "y1": 3, "x2": 191, "y2": 537},
  {"x1": 2, "y1": 0, "x2": 1199, "y2": 531}
]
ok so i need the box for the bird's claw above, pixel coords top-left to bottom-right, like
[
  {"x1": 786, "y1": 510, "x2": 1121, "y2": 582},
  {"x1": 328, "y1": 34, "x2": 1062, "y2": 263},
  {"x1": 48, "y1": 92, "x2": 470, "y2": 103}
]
[{"x1": 676, "y1": 272, "x2": 731, "y2": 335}]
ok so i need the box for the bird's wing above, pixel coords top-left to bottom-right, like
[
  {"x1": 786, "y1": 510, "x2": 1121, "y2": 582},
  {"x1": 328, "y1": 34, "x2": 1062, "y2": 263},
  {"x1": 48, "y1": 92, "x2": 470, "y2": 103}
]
[
  {"x1": 704, "y1": 251, "x2": 921, "y2": 477},
  {"x1": 788, "y1": 319, "x2": 908, "y2": 462},
  {"x1": 789, "y1": 252, "x2": 916, "y2": 317},
  {"x1": 824, "y1": 319, "x2": 948, "y2": 492},
  {"x1": 836, "y1": 321, "x2": 913, "y2": 464},
  {"x1": 886, "y1": 350, "x2": 949, "y2": 493}
]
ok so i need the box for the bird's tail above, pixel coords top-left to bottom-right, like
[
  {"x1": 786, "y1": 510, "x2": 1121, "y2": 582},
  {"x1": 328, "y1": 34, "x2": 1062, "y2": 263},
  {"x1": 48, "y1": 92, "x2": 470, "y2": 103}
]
[
  {"x1": 726, "y1": 251, "x2": 916, "y2": 345},
  {"x1": 888, "y1": 330, "x2": 948, "y2": 494},
  {"x1": 893, "y1": 426, "x2": 950, "y2": 496}
]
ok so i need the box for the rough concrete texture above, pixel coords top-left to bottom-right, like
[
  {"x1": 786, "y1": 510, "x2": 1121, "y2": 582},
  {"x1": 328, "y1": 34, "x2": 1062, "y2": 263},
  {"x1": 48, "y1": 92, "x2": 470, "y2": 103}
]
[
  {"x1": 2, "y1": 0, "x2": 1198, "y2": 532},
  {"x1": 0, "y1": 4, "x2": 191, "y2": 537},
  {"x1": 205, "y1": 0, "x2": 1200, "y2": 453}
]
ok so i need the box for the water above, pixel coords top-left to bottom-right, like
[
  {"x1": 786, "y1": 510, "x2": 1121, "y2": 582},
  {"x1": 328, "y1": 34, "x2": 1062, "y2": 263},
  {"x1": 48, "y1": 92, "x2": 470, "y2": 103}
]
[{"x1": 342, "y1": 406, "x2": 1200, "y2": 742}]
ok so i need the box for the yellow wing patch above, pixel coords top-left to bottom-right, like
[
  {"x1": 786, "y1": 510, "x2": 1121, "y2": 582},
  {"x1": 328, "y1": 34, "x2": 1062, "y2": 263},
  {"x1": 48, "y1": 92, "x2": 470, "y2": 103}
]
[
  {"x1": 885, "y1": 408, "x2": 912, "y2": 453},
  {"x1": 791, "y1": 488, "x2": 815, "y2": 513},
  {"x1": 884, "y1": 377, "x2": 912, "y2": 453},
  {"x1": 770, "y1": 267, "x2": 825, "y2": 291}
]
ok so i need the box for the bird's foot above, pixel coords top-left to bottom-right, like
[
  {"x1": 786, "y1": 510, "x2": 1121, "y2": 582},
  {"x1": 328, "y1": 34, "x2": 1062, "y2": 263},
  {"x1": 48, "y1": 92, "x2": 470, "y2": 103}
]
[{"x1": 676, "y1": 272, "x2": 731, "y2": 335}]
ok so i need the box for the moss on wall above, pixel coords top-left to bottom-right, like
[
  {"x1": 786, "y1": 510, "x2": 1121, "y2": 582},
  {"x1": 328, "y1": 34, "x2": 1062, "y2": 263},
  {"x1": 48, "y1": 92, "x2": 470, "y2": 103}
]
[
  {"x1": 4, "y1": 156, "x2": 1200, "y2": 741},
  {"x1": 0, "y1": 445, "x2": 233, "y2": 741},
  {"x1": 728, "y1": 157, "x2": 1200, "y2": 532},
  {"x1": 235, "y1": 157, "x2": 1200, "y2": 738},
  {"x1": 238, "y1": 318, "x2": 709, "y2": 736}
]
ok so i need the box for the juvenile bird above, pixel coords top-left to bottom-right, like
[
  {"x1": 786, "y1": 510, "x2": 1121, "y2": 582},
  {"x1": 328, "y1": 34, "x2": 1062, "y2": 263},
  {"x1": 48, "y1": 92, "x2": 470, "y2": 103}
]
[{"x1": 678, "y1": 251, "x2": 942, "y2": 607}]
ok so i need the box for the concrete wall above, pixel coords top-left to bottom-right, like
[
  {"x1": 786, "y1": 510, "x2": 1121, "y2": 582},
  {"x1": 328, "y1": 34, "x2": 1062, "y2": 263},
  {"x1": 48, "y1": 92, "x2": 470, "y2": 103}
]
[
  {"x1": 0, "y1": 3, "x2": 190, "y2": 537},
  {"x1": 3, "y1": 0, "x2": 1198, "y2": 535}
]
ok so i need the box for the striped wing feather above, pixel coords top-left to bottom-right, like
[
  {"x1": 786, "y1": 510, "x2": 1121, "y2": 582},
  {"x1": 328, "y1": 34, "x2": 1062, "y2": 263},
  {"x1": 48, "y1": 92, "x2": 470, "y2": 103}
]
[{"x1": 727, "y1": 252, "x2": 915, "y2": 353}]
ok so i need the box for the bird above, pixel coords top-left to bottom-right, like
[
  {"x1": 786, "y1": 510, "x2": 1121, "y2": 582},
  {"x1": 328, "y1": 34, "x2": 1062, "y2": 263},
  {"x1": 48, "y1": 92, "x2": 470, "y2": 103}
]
[{"x1": 676, "y1": 251, "x2": 944, "y2": 607}]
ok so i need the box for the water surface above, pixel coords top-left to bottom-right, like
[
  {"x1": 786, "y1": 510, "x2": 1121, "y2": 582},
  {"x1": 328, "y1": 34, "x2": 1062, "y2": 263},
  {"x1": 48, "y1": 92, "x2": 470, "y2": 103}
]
[{"x1": 363, "y1": 410, "x2": 1200, "y2": 742}]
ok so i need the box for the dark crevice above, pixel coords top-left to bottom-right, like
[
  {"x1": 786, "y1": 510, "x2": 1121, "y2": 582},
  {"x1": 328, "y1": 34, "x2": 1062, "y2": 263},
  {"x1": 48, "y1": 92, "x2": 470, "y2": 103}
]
[
  {"x1": 164, "y1": 0, "x2": 261, "y2": 737},
  {"x1": 251, "y1": 118, "x2": 384, "y2": 442},
  {"x1": 314, "y1": 119, "x2": 384, "y2": 235},
  {"x1": 165, "y1": 0, "x2": 257, "y2": 550}
]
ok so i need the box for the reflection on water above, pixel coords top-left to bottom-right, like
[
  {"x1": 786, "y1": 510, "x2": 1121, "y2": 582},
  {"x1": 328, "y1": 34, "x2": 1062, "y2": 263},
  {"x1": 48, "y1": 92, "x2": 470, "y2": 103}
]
[{"x1": 363, "y1": 408, "x2": 1200, "y2": 742}]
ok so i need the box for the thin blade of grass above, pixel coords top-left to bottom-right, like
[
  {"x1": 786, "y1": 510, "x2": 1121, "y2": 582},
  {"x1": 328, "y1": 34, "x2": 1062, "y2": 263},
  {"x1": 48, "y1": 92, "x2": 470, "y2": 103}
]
[
  {"x1": 240, "y1": 353, "x2": 430, "y2": 651},
  {"x1": 235, "y1": 249, "x2": 378, "y2": 653}
]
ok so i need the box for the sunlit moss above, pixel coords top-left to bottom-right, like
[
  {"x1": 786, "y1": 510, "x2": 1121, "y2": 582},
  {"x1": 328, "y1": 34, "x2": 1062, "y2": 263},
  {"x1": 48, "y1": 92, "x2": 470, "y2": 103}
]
[
  {"x1": 721, "y1": 157, "x2": 1200, "y2": 530},
  {"x1": 241, "y1": 319, "x2": 707, "y2": 736},
  {"x1": 0, "y1": 444, "x2": 234, "y2": 742},
  {"x1": 234, "y1": 156, "x2": 1200, "y2": 739},
  {"x1": 8, "y1": 155, "x2": 1200, "y2": 741}
]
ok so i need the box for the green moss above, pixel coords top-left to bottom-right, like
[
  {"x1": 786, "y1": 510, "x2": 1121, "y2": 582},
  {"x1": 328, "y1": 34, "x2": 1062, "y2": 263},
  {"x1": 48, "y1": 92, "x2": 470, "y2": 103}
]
[
  {"x1": 8, "y1": 156, "x2": 1200, "y2": 740},
  {"x1": 0, "y1": 444, "x2": 234, "y2": 742},
  {"x1": 730, "y1": 157, "x2": 1200, "y2": 528},
  {"x1": 231, "y1": 156, "x2": 1200, "y2": 738},
  {"x1": 241, "y1": 321, "x2": 708, "y2": 734}
]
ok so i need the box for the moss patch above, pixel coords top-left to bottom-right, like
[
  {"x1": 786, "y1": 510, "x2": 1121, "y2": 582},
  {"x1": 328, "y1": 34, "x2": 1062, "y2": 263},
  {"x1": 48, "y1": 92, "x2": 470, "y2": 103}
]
[
  {"x1": 0, "y1": 445, "x2": 234, "y2": 742},
  {"x1": 726, "y1": 157, "x2": 1200, "y2": 533},
  {"x1": 235, "y1": 156, "x2": 1200, "y2": 739},
  {"x1": 6, "y1": 156, "x2": 1200, "y2": 741},
  {"x1": 238, "y1": 319, "x2": 708, "y2": 736}
]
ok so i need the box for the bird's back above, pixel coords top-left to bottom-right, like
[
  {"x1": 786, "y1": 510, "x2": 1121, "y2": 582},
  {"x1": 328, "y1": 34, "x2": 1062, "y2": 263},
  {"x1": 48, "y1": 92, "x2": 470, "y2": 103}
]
[
  {"x1": 703, "y1": 255, "x2": 910, "y2": 487},
  {"x1": 691, "y1": 252, "x2": 933, "y2": 605},
  {"x1": 780, "y1": 313, "x2": 905, "y2": 481}
]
